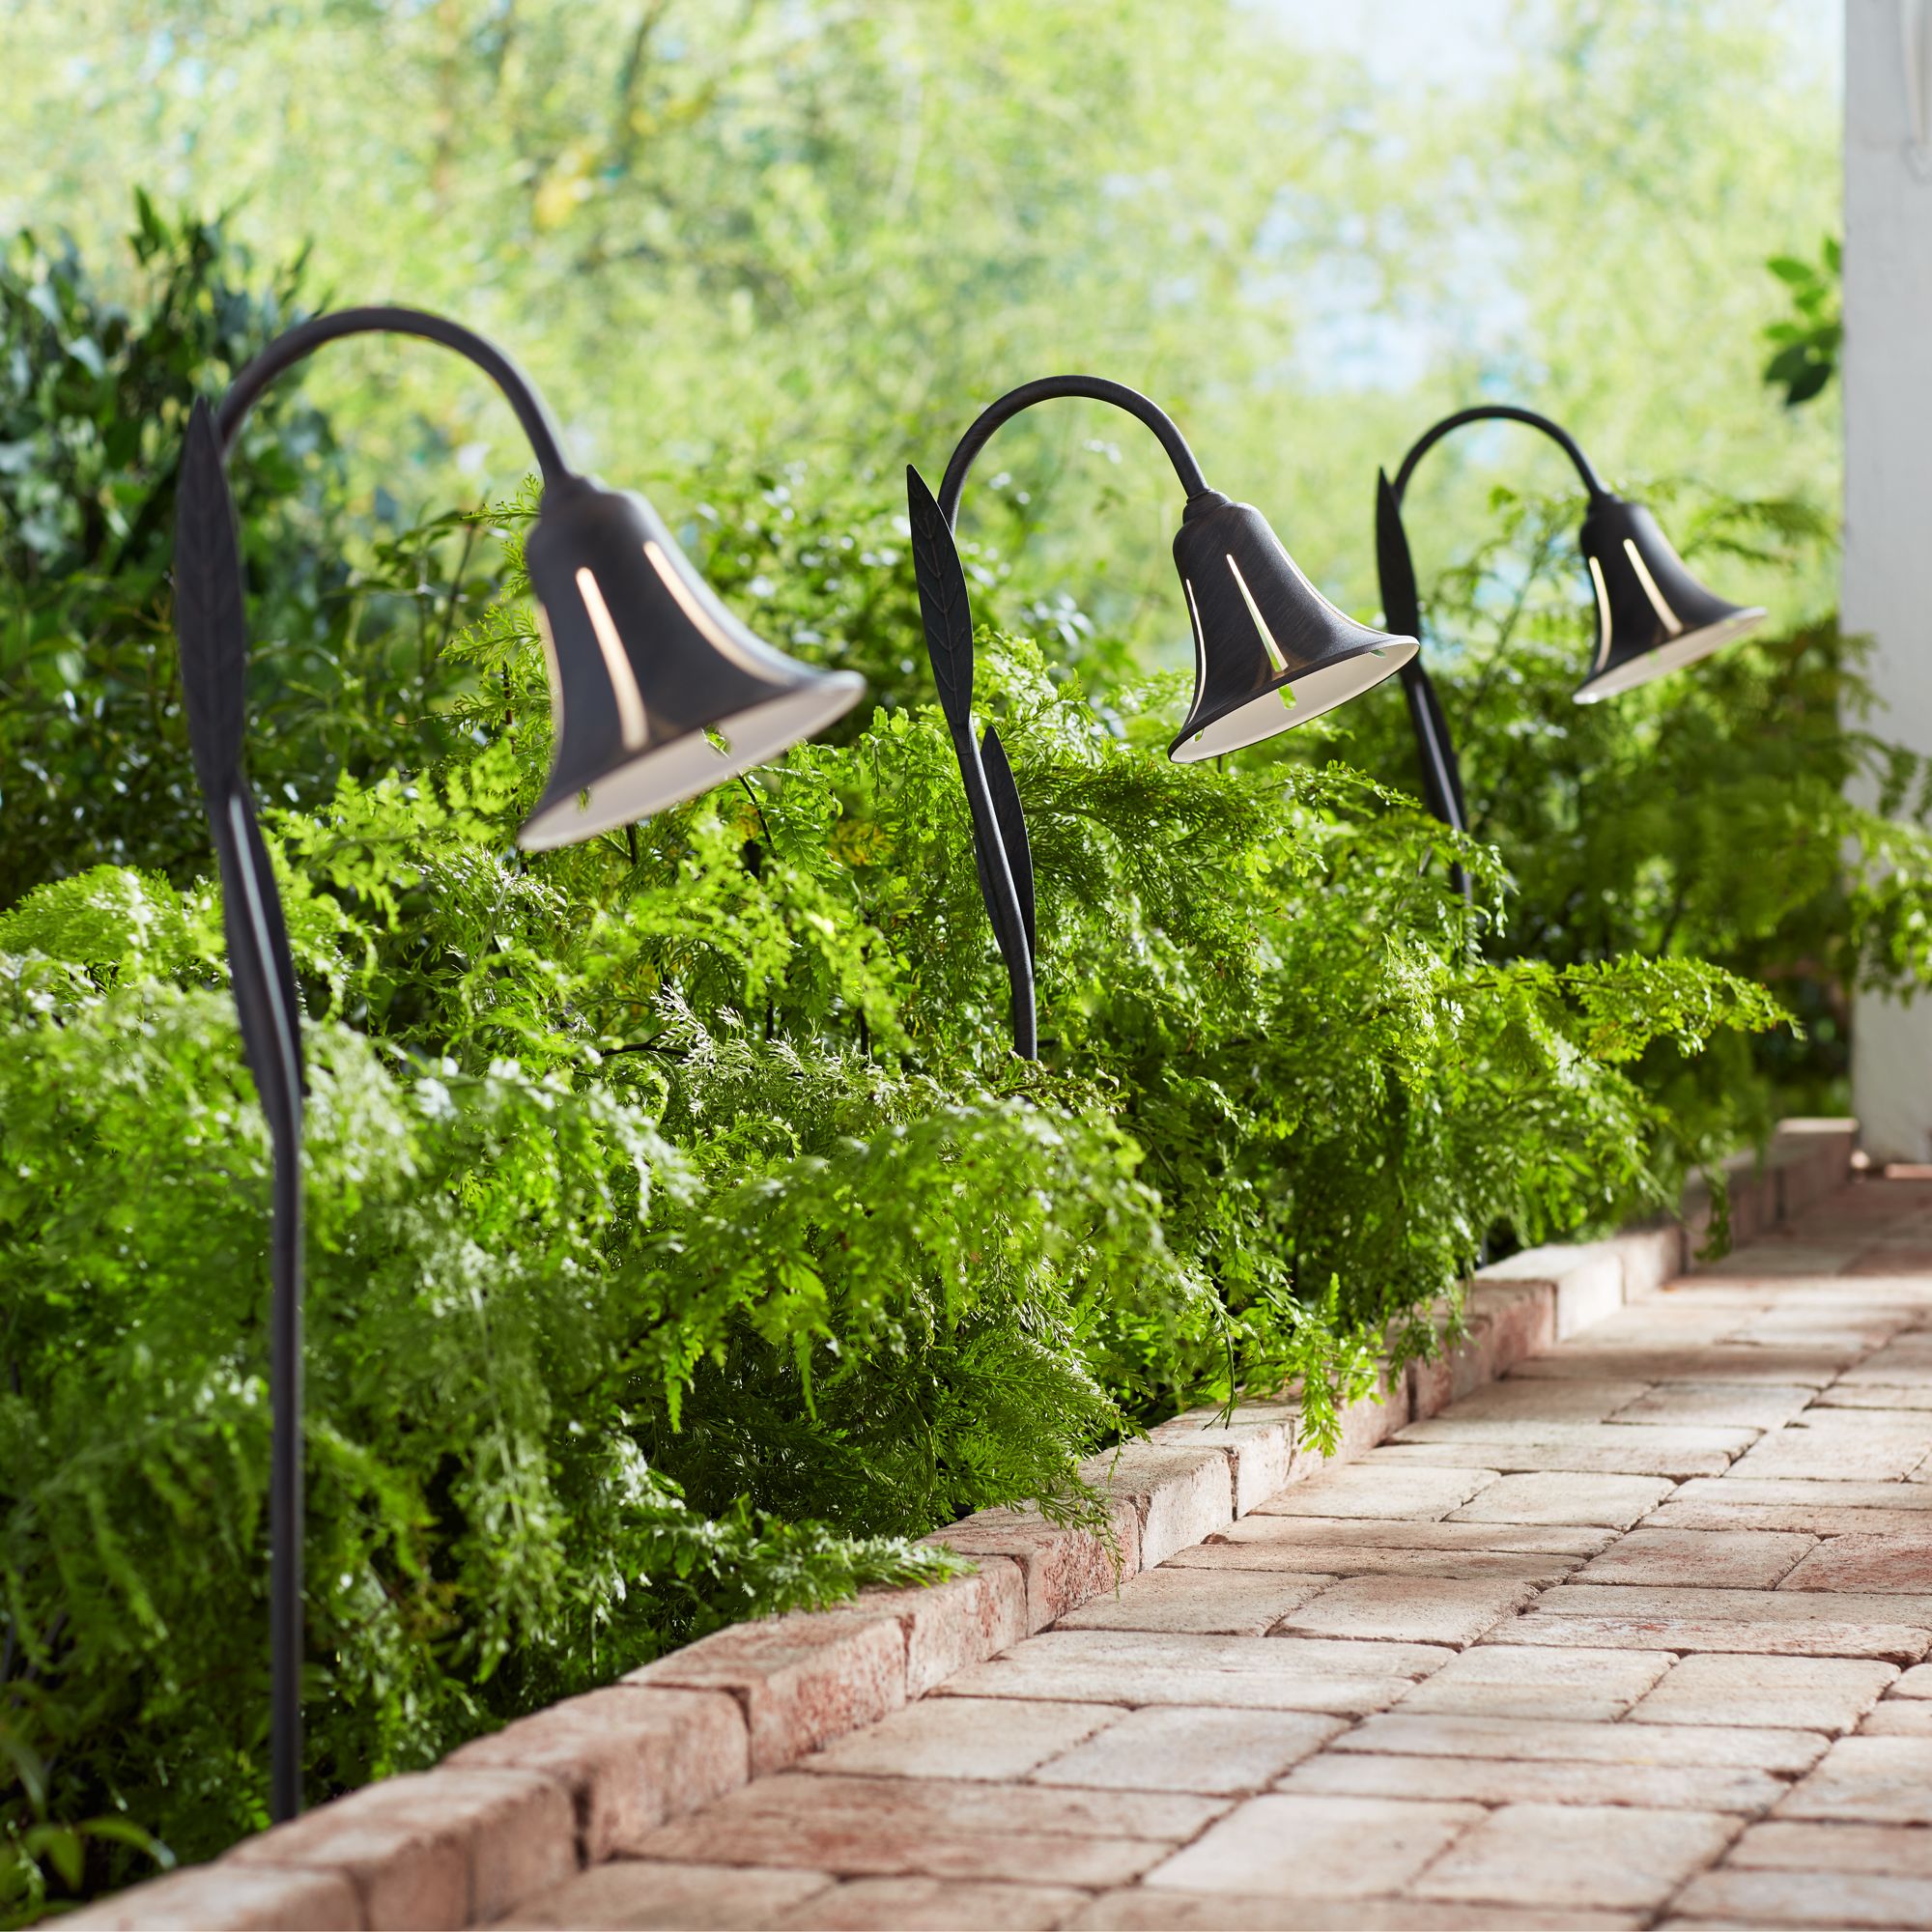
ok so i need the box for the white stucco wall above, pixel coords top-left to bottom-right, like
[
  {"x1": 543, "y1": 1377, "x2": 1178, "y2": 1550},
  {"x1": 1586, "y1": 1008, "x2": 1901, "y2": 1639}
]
[{"x1": 1847, "y1": 0, "x2": 1932, "y2": 1159}]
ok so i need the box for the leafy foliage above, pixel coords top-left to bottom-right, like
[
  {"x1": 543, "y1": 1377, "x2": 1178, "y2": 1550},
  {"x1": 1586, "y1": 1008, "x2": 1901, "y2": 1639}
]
[
  {"x1": 1335, "y1": 479, "x2": 1932, "y2": 1133},
  {"x1": 0, "y1": 202, "x2": 499, "y2": 907},
  {"x1": 1763, "y1": 237, "x2": 1842, "y2": 409}
]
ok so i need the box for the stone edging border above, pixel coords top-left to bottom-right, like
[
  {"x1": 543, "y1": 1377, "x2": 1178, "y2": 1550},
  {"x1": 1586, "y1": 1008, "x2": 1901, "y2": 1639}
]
[{"x1": 72, "y1": 1119, "x2": 1856, "y2": 1931}]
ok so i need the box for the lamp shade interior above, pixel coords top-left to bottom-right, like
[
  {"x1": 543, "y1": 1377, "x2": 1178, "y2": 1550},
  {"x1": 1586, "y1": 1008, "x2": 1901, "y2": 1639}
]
[
  {"x1": 1173, "y1": 639, "x2": 1416, "y2": 761},
  {"x1": 1573, "y1": 607, "x2": 1765, "y2": 703},
  {"x1": 520, "y1": 674, "x2": 866, "y2": 849}
]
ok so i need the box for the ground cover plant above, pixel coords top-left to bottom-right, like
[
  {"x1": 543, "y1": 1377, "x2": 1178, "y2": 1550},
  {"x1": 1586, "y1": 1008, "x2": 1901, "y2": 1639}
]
[{"x1": 0, "y1": 208, "x2": 1871, "y2": 1920}]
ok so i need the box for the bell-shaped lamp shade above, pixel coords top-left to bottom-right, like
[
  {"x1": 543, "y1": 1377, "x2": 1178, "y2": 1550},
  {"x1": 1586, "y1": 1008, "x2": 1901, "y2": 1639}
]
[
  {"x1": 1169, "y1": 492, "x2": 1417, "y2": 762},
  {"x1": 519, "y1": 478, "x2": 866, "y2": 849},
  {"x1": 1572, "y1": 497, "x2": 1765, "y2": 704}
]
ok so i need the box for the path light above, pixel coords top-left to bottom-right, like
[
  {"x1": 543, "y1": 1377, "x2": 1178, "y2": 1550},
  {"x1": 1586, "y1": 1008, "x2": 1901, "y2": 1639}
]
[
  {"x1": 908, "y1": 374, "x2": 1416, "y2": 1058},
  {"x1": 1375, "y1": 404, "x2": 1766, "y2": 861},
  {"x1": 174, "y1": 305, "x2": 864, "y2": 1822}
]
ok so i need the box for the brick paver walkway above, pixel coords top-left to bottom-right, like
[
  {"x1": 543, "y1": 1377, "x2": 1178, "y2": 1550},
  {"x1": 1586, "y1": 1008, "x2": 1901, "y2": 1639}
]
[{"x1": 509, "y1": 1178, "x2": 1932, "y2": 1931}]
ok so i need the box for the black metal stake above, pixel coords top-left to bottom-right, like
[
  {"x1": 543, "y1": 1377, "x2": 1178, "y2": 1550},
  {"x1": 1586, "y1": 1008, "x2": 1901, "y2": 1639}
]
[{"x1": 176, "y1": 310, "x2": 569, "y2": 1823}]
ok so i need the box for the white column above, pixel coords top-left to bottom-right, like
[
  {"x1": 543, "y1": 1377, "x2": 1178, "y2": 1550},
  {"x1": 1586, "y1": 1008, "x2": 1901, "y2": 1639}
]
[{"x1": 1847, "y1": 0, "x2": 1932, "y2": 1160}]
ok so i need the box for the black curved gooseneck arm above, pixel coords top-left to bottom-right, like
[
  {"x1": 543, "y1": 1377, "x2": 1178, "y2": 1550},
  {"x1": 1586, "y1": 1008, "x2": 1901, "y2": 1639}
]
[
  {"x1": 175, "y1": 306, "x2": 566, "y2": 1825},
  {"x1": 1389, "y1": 404, "x2": 1609, "y2": 509},
  {"x1": 907, "y1": 377, "x2": 1209, "y2": 1061},
  {"x1": 214, "y1": 305, "x2": 572, "y2": 480},
  {"x1": 1375, "y1": 405, "x2": 1609, "y2": 885},
  {"x1": 936, "y1": 375, "x2": 1209, "y2": 524}
]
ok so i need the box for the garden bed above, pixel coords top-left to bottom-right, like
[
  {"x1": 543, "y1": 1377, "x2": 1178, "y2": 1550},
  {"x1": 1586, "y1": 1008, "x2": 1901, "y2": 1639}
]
[{"x1": 68, "y1": 1120, "x2": 1854, "y2": 1931}]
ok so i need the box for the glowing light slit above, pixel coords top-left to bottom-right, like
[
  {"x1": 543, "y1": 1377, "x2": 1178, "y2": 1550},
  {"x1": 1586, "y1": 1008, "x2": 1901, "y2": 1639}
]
[
  {"x1": 643, "y1": 539, "x2": 767, "y2": 678},
  {"x1": 1623, "y1": 537, "x2": 1684, "y2": 637},
  {"x1": 575, "y1": 567, "x2": 649, "y2": 752},
  {"x1": 534, "y1": 604, "x2": 566, "y2": 736},
  {"x1": 1587, "y1": 555, "x2": 1616, "y2": 671},
  {"x1": 1183, "y1": 577, "x2": 1208, "y2": 692},
  {"x1": 1225, "y1": 553, "x2": 1288, "y2": 674}
]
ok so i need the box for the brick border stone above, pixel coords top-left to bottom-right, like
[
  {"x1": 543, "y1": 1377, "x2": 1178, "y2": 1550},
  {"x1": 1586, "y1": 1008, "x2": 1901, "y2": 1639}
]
[{"x1": 68, "y1": 1119, "x2": 1853, "y2": 1931}]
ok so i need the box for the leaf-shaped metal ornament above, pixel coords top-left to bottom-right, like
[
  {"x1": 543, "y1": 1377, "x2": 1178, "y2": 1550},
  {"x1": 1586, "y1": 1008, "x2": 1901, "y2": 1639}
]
[
  {"x1": 175, "y1": 398, "x2": 250, "y2": 805},
  {"x1": 905, "y1": 464, "x2": 1036, "y2": 1054},
  {"x1": 1378, "y1": 467, "x2": 1470, "y2": 888},
  {"x1": 1375, "y1": 468, "x2": 1423, "y2": 645},
  {"x1": 222, "y1": 785, "x2": 308, "y2": 1109},
  {"x1": 980, "y1": 723, "x2": 1036, "y2": 963},
  {"x1": 906, "y1": 465, "x2": 976, "y2": 744},
  {"x1": 175, "y1": 397, "x2": 307, "y2": 1108}
]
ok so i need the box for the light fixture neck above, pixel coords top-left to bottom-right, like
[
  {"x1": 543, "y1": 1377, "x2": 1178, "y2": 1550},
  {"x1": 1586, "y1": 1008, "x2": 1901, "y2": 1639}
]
[
  {"x1": 1390, "y1": 403, "x2": 1610, "y2": 508},
  {"x1": 213, "y1": 304, "x2": 573, "y2": 485},
  {"x1": 935, "y1": 373, "x2": 1209, "y2": 527}
]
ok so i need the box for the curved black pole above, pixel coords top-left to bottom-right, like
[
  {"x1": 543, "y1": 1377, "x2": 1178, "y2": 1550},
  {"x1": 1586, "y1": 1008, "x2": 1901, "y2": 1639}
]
[
  {"x1": 175, "y1": 307, "x2": 567, "y2": 1823},
  {"x1": 908, "y1": 377, "x2": 1209, "y2": 1060},
  {"x1": 1390, "y1": 404, "x2": 1609, "y2": 508},
  {"x1": 215, "y1": 305, "x2": 571, "y2": 481},
  {"x1": 1376, "y1": 405, "x2": 1609, "y2": 894},
  {"x1": 937, "y1": 375, "x2": 1209, "y2": 524}
]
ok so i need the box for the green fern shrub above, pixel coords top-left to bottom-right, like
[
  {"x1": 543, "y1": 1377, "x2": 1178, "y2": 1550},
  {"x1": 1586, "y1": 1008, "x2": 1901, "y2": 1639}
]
[
  {"x1": 1, "y1": 487, "x2": 1783, "y2": 1905},
  {"x1": 1331, "y1": 481, "x2": 1932, "y2": 1137}
]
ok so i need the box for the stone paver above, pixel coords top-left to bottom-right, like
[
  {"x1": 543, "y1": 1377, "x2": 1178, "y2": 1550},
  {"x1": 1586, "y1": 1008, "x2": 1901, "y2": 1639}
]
[
  {"x1": 1408, "y1": 1803, "x2": 1740, "y2": 1912},
  {"x1": 1669, "y1": 1867, "x2": 1932, "y2": 1929},
  {"x1": 1625, "y1": 1653, "x2": 1897, "y2": 1734},
  {"x1": 1250, "y1": 1463, "x2": 1498, "y2": 1520},
  {"x1": 1053, "y1": 1565, "x2": 1333, "y2": 1634},
  {"x1": 1280, "y1": 1749, "x2": 1789, "y2": 1813},
  {"x1": 1776, "y1": 1734, "x2": 1932, "y2": 1823},
  {"x1": 1573, "y1": 1526, "x2": 1815, "y2": 1588},
  {"x1": 1377, "y1": 1435, "x2": 1740, "y2": 1478},
  {"x1": 1858, "y1": 1699, "x2": 1932, "y2": 1732},
  {"x1": 1607, "y1": 1382, "x2": 1817, "y2": 1430},
  {"x1": 1729, "y1": 1816, "x2": 1932, "y2": 1876},
  {"x1": 1516, "y1": 1343, "x2": 1861, "y2": 1384},
  {"x1": 938, "y1": 1628, "x2": 1452, "y2": 1714},
  {"x1": 1426, "y1": 1378, "x2": 1653, "y2": 1423},
  {"x1": 1777, "y1": 1531, "x2": 1932, "y2": 1593},
  {"x1": 1192, "y1": 1512, "x2": 1612, "y2": 1559},
  {"x1": 1533, "y1": 1581, "x2": 1932, "y2": 1626},
  {"x1": 492, "y1": 1173, "x2": 1932, "y2": 1930},
  {"x1": 1031, "y1": 1707, "x2": 1344, "y2": 1794},
  {"x1": 1075, "y1": 1896, "x2": 1641, "y2": 1930},
  {"x1": 1273, "y1": 1575, "x2": 1541, "y2": 1648},
  {"x1": 1394, "y1": 1643, "x2": 1674, "y2": 1721},
  {"x1": 500, "y1": 1862, "x2": 832, "y2": 1930},
  {"x1": 1447, "y1": 1470, "x2": 1676, "y2": 1528},
  {"x1": 1727, "y1": 1412, "x2": 1932, "y2": 1481},
  {"x1": 1497, "y1": 1608, "x2": 1932, "y2": 1663},
  {"x1": 783, "y1": 1878, "x2": 1092, "y2": 1929},
  {"x1": 1170, "y1": 1534, "x2": 1577, "y2": 1584},
  {"x1": 803, "y1": 1696, "x2": 1118, "y2": 1781},
  {"x1": 1331, "y1": 1712, "x2": 1826, "y2": 1773},
  {"x1": 1141, "y1": 1793, "x2": 1483, "y2": 1898},
  {"x1": 1818, "y1": 1380, "x2": 1932, "y2": 1408}
]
